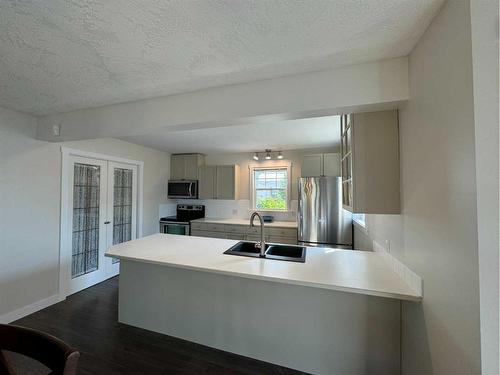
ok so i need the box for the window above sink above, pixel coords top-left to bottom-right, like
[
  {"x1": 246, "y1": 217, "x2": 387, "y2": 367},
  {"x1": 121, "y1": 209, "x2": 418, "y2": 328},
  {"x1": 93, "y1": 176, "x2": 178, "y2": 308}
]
[{"x1": 250, "y1": 163, "x2": 292, "y2": 211}]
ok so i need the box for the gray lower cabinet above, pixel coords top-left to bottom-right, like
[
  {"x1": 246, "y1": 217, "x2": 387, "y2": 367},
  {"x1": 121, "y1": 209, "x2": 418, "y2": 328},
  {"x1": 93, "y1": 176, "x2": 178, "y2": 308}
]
[
  {"x1": 226, "y1": 233, "x2": 246, "y2": 240},
  {"x1": 267, "y1": 236, "x2": 298, "y2": 245},
  {"x1": 246, "y1": 235, "x2": 297, "y2": 245},
  {"x1": 191, "y1": 222, "x2": 298, "y2": 245},
  {"x1": 190, "y1": 230, "x2": 222, "y2": 238}
]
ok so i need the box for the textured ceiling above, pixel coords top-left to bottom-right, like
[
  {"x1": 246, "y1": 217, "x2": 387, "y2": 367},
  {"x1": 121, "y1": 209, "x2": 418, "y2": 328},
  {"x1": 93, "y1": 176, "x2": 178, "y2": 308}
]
[
  {"x1": 120, "y1": 115, "x2": 340, "y2": 153},
  {"x1": 0, "y1": 0, "x2": 443, "y2": 115}
]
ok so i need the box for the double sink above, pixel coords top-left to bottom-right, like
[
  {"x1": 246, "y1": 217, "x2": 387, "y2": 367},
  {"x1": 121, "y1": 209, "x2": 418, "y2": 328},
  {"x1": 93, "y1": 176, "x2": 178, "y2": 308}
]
[{"x1": 224, "y1": 241, "x2": 306, "y2": 263}]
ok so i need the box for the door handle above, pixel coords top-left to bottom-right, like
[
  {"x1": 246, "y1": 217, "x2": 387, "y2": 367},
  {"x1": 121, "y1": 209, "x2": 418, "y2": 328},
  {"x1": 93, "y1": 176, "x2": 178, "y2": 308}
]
[{"x1": 104, "y1": 221, "x2": 111, "y2": 224}]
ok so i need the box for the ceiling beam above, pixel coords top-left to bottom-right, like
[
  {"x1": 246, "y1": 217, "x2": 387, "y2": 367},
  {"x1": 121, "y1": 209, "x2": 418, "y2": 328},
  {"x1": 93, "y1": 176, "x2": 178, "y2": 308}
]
[{"x1": 37, "y1": 57, "x2": 409, "y2": 142}]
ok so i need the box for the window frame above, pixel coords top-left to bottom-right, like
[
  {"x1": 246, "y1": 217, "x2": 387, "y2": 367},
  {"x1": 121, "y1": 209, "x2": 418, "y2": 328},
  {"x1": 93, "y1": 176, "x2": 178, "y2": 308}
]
[{"x1": 249, "y1": 164, "x2": 292, "y2": 212}]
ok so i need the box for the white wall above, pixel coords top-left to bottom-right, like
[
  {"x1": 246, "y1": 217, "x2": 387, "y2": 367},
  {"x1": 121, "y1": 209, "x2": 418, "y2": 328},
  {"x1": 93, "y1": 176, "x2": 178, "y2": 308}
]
[
  {"x1": 363, "y1": 1, "x2": 482, "y2": 374},
  {"x1": 36, "y1": 57, "x2": 409, "y2": 142},
  {"x1": 469, "y1": 0, "x2": 499, "y2": 373},
  {"x1": 0, "y1": 106, "x2": 170, "y2": 320},
  {"x1": 353, "y1": 224, "x2": 373, "y2": 251}
]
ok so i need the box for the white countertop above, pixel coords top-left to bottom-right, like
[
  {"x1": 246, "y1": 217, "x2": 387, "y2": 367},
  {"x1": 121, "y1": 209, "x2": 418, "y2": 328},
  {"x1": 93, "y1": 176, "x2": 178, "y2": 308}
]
[
  {"x1": 106, "y1": 234, "x2": 421, "y2": 301},
  {"x1": 191, "y1": 217, "x2": 298, "y2": 228}
]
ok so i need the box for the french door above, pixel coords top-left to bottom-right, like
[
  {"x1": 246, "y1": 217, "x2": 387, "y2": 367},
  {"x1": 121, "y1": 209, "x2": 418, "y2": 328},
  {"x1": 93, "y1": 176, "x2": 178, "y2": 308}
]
[
  {"x1": 106, "y1": 162, "x2": 138, "y2": 278},
  {"x1": 66, "y1": 156, "x2": 138, "y2": 295}
]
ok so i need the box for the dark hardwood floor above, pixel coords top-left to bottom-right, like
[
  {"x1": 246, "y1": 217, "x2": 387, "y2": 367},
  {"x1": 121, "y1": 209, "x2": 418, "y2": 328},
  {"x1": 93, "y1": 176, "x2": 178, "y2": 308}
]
[{"x1": 12, "y1": 277, "x2": 307, "y2": 375}]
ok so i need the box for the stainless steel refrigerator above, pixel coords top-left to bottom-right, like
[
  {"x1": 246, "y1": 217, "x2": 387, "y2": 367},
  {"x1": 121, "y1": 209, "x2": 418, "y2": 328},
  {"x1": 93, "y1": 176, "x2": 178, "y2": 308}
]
[{"x1": 298, "y1": 176, "x2": 353, "y2": 249}]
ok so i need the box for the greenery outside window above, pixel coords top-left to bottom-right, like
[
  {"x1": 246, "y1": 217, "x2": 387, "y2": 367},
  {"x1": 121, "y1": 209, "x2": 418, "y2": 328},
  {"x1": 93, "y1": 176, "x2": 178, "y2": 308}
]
[{"x1": 251, "y1": 167, "x2": 290, "y2": 211}]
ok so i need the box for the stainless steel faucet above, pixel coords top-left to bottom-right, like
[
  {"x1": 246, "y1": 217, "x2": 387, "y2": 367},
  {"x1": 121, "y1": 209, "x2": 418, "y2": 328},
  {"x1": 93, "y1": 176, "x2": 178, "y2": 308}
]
[{"x1": 250, "y1": 212, "x2": 266, "y2": 257}]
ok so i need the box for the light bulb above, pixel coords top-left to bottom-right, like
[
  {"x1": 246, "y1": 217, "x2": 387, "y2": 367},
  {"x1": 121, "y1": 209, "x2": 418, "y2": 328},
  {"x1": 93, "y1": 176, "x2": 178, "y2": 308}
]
[
  {"x1": 277, "y1": 151, "x2": 283, "y2": 159},
  {"x1": 253, "y1": 152, "x2": 259, "y2": 161}
]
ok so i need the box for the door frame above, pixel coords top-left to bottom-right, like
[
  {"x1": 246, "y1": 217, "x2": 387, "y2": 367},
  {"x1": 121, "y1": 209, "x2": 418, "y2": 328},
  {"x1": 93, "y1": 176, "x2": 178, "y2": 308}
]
[{"x1": 59, "y1": 147, "x2": 144, "y2": 299}]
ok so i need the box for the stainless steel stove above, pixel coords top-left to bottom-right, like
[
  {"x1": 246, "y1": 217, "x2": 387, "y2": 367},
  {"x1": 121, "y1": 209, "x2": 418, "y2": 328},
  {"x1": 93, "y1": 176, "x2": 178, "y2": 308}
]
[{"x1": 159, "y1": 204, "x2": 205, "y2": 236}]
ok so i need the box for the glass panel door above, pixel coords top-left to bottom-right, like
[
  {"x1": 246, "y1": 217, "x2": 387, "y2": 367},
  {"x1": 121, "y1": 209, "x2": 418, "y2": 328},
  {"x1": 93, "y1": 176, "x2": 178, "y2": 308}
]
[
  {"x1": 68, "y1": 156, "x2": 108, "y2": 295},
  {"x1": 106, "y1": 162, "x2": 138, "y2": 278},
  {"x1": 112, "y1": 168, "x2": 133, "y2": 263},
  {"x1": 72, "y1": 163, "x2": 100, "y2": 277}
]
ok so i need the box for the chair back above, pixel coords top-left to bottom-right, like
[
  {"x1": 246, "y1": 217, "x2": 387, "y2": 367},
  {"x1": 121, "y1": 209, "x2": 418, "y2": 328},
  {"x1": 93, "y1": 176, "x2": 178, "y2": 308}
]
[{"x1": 0, "y1": 324, "x2": 80, "y2": 375}]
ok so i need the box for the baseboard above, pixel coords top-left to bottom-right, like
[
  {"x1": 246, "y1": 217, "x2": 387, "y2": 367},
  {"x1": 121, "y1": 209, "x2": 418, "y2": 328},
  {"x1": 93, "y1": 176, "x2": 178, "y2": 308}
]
[
  {"x1": 372, "y1": 240, "x2": 423, "y2": 298},
  {"x1": 0, "y1": 294, "x2": 65, "y2": 324}
]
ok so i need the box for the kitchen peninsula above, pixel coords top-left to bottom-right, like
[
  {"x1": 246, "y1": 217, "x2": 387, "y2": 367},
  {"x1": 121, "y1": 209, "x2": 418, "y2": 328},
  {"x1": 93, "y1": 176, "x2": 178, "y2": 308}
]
[{"x1": 106, "y1": 233, "x2": 420, "y2": 375}]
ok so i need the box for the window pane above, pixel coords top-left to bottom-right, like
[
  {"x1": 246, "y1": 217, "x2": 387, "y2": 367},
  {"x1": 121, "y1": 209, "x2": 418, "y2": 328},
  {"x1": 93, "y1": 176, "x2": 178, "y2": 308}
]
[
  {"x1": 253, "y1": 168, "x2": 288, "y2": 210},
  {"x1": 255, "y1": 170, "x2": 266, "y2": 179},
  {"x1": 256, "y1": 189, "x2": 286, "y2": 209},
  {"x1": 276, "y1": 170, "x2": 286, "y2": 179},
  {"x1": 256, "y1": 190, "x2": 270, "y2": 201},
  {"x1": 255, "y1": 177, "x2": 266, "y2": 188},
  {"x1": 272, "y1": 190, "x2": 285, "y2": 199},
  {"x1": 265, "y1": 179, "x2": 277, "y2": 188},
  {"x1": 265, "y1": 170, "x2": 277, "y2": 179}
]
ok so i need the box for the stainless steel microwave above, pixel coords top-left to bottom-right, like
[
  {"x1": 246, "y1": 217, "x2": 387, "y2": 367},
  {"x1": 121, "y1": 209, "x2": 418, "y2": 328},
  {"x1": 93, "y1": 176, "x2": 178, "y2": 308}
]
[{"x1": 167, "y1": 180, "x2": 198, "y2": 199}]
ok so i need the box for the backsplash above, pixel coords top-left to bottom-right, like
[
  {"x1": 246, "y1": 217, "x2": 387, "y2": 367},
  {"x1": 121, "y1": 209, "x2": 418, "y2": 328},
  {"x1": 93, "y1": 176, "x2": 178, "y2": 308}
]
[{"x1": 159, "y1": 199, "x2": 298, "y2": 221}]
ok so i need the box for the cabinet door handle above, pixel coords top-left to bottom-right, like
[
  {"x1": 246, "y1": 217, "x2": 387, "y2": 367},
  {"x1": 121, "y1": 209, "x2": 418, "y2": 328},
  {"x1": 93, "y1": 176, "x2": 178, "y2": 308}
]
[{"x1": 104, "y1": 221, "x2": 111, "y2": 224}]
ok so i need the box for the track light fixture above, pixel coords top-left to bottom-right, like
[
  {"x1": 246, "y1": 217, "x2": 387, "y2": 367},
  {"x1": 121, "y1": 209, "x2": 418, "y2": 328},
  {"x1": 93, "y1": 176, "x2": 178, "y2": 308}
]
[{"x1": 252, "y1": 149, "x2": 284, "y2": 161}]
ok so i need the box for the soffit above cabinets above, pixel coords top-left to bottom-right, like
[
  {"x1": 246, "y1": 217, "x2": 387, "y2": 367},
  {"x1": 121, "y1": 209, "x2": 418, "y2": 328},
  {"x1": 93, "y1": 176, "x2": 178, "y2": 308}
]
[{"x1": 120, "y1": 116, "x2": 341, "y2": 154}]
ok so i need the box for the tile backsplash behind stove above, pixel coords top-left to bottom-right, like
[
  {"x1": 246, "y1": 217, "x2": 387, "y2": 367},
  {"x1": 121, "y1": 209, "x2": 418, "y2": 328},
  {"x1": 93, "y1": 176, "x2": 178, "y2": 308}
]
[{"x1": 159, "y1": 199, "x2": 298, "y2": 221}]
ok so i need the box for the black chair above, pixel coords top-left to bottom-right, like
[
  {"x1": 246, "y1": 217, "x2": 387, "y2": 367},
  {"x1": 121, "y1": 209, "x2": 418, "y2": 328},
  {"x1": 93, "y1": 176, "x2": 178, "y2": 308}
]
[{"x1": 0, "y1": 324, "x2": 80, "y2": 375}]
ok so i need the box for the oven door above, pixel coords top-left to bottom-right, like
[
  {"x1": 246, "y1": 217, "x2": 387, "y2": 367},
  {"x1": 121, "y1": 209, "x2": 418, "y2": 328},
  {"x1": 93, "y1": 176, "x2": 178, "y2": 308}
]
[
  {"x1": 159, "y1": 221, "x2": 190, "y2": 236},
  {"x1": 167, "y1": 180, "x2": 198, "y2": 199}
]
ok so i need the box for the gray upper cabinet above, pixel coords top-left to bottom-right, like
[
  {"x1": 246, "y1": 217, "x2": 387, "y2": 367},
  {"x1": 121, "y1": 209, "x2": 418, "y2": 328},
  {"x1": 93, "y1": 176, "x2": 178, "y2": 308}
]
[
  {"x1": 198, "y1": 166, "x2": 217, "y2": 199},
  {"x1": 216, "y1": 165, "x2": 238, "y2": 200},
  {"x1": 184, "y1": 154, "x2": 202, "y2": 179},
  {"x1": 198, "y1": 165, "x2": 240, "y2": 200},
  {"x1": 323, "y1": 153, "x2": 340, "y2": 177},
  {"x1": 170, "y1": 155, "x2": 185, "y2": 180},
  {"x1": 340, "y1": 110, "x2": 400, "y2": 214},
  {"x1": 170, "y1": 154, "x2": 205, "y2": 180},
  {"x1": 301, "y1": 154, "x2": 323, "y2": 177},
  {"x1": 301, "y1": 153, "x2": 340, "y2": 177}
]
